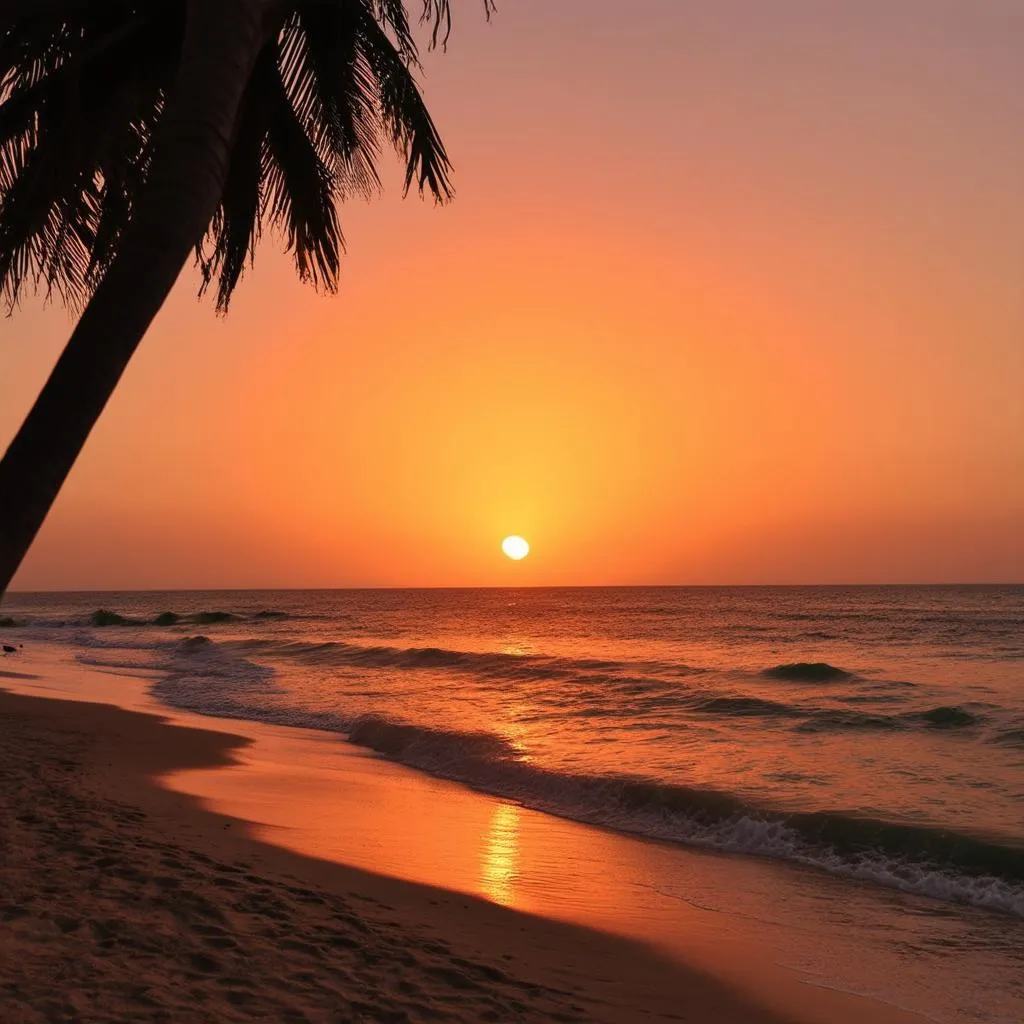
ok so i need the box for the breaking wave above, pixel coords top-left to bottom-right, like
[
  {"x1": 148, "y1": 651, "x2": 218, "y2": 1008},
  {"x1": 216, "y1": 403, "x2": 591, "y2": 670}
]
[
  {"x1": 345, "y1": 715, "x2": 1024, "y2": 917},
  {"x1": 223, "y1": 637, "x2": 706, "y2": 688},
  {"x1": 51, "y1": 631, "x2": 1024, "y2": 917},
  {"x1": 60, "y1": 631, "x2": 1010, "y2": 742}
]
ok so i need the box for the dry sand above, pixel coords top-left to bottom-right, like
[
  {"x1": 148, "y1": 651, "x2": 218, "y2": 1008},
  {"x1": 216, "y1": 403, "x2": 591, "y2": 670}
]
[{"x1": 0, "y1": 688, "x2": 791, "y2": 1023}]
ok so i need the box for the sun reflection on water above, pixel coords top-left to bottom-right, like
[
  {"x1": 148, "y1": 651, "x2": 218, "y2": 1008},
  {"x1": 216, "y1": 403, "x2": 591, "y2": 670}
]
[{"x1": 480, "y1": 802, "x2": 520, "y2": 907}]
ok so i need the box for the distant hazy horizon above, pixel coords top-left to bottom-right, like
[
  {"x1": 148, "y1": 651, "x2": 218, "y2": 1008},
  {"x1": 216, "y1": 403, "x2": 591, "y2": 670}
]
[{"x1": 6, "y1": 581, "x2": 1023, "y2": 596}]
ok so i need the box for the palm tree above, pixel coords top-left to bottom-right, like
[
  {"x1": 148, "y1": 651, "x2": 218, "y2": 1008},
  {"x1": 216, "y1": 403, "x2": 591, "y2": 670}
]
[{"x1": 0, "y1": 0, "x2": 491, "y2": 597}]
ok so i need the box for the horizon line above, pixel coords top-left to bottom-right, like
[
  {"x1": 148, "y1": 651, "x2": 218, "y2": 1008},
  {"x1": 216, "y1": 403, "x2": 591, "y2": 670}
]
[{"x1": 5, "y1": 581, "x2": 1022, "y2": 596}]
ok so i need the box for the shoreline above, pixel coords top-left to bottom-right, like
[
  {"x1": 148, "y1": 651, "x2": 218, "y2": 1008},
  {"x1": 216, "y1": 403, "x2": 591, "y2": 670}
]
[
  {"x1": 0, "y1": 685, "x2": 796, "y2": 1023},
  {"x1": 1, "y1": 650, "x2": 955, "y2": 1023},
  {"x1": 1, "y1": 597, "x2": 1019, "y2": 1022}
]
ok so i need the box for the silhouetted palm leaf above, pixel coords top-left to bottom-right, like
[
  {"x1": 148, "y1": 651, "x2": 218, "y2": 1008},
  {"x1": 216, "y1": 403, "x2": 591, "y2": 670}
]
[
  {"x1": 0, "y1": 0, "x2": 495, "y2": 311},
  {"x1": 0, "y1": 0, "x2": 493, "y2": 597},
  {"x1": 0, "y1": 5, "x2": 175, "y2": 304}
]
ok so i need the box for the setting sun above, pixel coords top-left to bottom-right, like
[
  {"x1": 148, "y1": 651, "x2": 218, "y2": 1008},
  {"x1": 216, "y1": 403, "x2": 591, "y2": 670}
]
[
  {"x1": 501, "y1": 536, "x2": 530, "y2": 561},
  {"x1": 0, "y1": 5, "x2": 1020, "y2": 1023}
]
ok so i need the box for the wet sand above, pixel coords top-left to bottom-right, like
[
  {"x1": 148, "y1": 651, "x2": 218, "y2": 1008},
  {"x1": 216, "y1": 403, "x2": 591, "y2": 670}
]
[{"x1": 0, "y1": 687, "x2": 793, "y2": 1023}]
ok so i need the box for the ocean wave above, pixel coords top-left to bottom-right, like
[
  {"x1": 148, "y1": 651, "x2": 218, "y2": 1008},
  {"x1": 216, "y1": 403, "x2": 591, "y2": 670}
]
[
  {"x1": 349, "y1": 716, "x2": 519, "y2": 763},
  {"x1": 57, "y1": 629, "x2": 1000, "y2": 739},
  {"x1": 903, "y1": 706, "x2": 984, "y2": 729},
  {"x1": 993, "y1": 727, "x2": 1024, "y2": 747},
  {"x1": 59, "y1": 631, "x2": 1024, "y2": 916},
  {"x1": 223, "y1": 637, "x2": 704, "y2": 688},
  {"x1": 31, "y1": 621, "x2": 1016, "y2": 756},
  {"x1": 193, "y1": 611, "x2": 238, "y2": 625},
  {"x1": 344, "y1": 714, "x2": 1024, "y2": 917},
  {"x1": 79, "y1": 636, "x2": 277, "y2": 692},
  {"x1": 91, "y1": 609, "x2": 142, "y2": 626},
  {"x1": 793, "y1": 710, "x2": 902, "y2": 732},
  {"x1": 19, "y1": 608, "x2": 290, "y2": 629},
  {"x1": 689, "y1": 693, "x2": 918, "y2": 732},
  {"x1": 761, "y1": 662, "x2": 854, "y2": 682},
  {"x1": 695, "y1": 694, "x2": 804, "y2": 718}
]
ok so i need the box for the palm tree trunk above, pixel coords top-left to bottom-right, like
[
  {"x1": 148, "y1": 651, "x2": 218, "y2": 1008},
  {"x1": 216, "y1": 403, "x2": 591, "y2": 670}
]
[{"x1": 0, "y1": 0, "x2": 278, "y2": 597}]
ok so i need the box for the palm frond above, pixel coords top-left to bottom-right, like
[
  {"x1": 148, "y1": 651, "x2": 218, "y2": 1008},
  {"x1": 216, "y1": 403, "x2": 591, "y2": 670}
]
[
  {"x1": 263, "y1": 39, "x2": 342, "y2": 292},
  {"x1": 371, "y1": 1, "x2": 419, "y2": 61},
  {"x1": 0, "y1": 5, "x2": 177, "y2": 308},
  {"x1": 282, "y1": 7, "x2": 380, "y2": 198},
  {"x1": 355, "y1": 5, "x2": 452, "y2": 199},
  {"x1": 417, "y1": 0, "x2": 496, "y2": 52},
  {"x1": 0, "y1": 0, "x2": 493, "y2": 311},
  {"x1": 195, "y1": 49, "x2": 267, "y2": 312}
]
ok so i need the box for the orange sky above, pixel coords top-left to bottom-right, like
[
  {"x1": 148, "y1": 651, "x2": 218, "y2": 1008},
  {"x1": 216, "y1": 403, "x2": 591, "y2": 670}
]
[{"x1": 2, "y1": 0, "x2": 1023, "y2": 589}]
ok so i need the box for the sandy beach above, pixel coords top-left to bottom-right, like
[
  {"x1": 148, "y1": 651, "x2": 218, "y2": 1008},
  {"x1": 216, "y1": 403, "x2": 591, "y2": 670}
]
[
  {"x1": 0, "y1": 684, "x2": 794, "y2": 1023},
  {"x1": 1, "y1": 1, "x2": 1018, "y2": 1018}
]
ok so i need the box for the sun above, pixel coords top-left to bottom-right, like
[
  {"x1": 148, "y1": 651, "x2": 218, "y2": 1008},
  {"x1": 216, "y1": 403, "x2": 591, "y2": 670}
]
[{"x1": 501, "y1": 536, "x2": 530, "y2": 561}]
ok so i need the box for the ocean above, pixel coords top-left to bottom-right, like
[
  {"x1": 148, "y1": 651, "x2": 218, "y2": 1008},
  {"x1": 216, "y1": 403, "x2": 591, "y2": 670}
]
[{"x1": 4, "y1": 584, "x2": 1022, "y2": 920}]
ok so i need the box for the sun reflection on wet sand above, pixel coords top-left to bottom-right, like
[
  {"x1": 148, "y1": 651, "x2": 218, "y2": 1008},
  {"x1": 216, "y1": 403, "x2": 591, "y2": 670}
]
[{"x1": 481, "y1": 803, "x2": 520, "y2": 907}]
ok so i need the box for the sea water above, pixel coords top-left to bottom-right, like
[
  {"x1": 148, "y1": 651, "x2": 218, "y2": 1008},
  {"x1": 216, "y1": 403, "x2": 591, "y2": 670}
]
[{"x1": 3, "y1": 585, "x2": 1023, "y2": 1019}]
